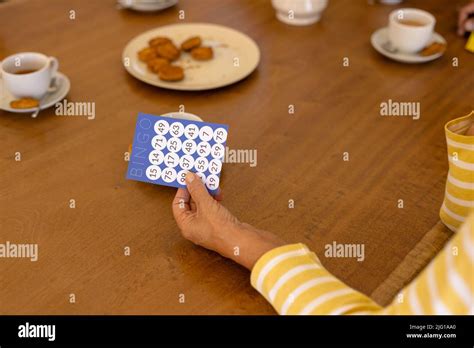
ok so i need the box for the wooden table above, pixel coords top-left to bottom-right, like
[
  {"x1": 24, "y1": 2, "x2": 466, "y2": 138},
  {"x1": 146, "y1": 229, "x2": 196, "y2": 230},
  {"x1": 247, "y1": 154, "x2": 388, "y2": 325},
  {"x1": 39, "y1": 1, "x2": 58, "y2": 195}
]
[{"x1": 1, "y1": 0, "x2": 473, "y2": 315}]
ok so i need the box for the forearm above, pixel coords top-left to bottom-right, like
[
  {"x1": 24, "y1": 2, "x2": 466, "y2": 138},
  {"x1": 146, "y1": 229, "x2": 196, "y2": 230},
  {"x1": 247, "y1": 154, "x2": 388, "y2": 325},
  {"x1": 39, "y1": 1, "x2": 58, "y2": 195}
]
[{"x1": 212, "y1": 221, "x2": 285, "y2": 270}]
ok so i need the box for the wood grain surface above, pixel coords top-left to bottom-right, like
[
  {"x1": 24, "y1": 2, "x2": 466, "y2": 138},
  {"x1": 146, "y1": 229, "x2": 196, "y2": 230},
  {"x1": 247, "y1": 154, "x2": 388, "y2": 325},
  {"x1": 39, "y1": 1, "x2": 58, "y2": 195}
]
[{"x1": 0, "y1": 0, "x2": 473, "y2": 314}]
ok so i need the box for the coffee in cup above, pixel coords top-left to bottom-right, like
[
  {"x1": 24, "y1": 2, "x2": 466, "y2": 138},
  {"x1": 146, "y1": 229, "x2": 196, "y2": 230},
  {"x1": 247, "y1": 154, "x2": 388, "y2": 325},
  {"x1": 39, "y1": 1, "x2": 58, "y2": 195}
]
[
  {"x1": 388, "y1": 8, "x2": 435, "y2": 54},
  {"x1": 0, "y1": 52, "x2": 58, "y2": 99}
]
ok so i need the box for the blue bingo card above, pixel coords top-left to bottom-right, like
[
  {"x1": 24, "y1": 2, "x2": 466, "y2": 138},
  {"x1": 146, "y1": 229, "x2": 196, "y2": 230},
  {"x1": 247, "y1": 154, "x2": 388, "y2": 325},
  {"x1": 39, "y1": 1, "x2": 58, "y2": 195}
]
[{"x1": 126, "y1": 113, "x2": 228, "y2": 194}]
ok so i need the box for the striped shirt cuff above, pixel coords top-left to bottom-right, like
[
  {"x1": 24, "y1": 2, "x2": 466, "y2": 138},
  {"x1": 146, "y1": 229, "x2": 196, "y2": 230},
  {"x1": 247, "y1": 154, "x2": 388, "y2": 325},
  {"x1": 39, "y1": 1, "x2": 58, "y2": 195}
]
[{"x1": 251, "y1": 243, "x2": 381, "y2": 315}]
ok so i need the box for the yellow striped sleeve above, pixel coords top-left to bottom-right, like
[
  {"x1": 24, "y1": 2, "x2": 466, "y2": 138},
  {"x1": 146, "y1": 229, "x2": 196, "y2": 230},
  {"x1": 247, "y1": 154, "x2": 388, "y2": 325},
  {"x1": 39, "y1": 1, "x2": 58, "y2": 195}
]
[
  {"x1": 440, "y1": 111, "x2": 474, "y2": 231},
  {"x1": 250, "y1": 243, "x2": 381, "y2": 315},
  {"x1": 251, "y1": 214, "x2": 473, "y2": 315},
  {"x1": 384, "y1": 213, "x2": 474, "y2": 315}
]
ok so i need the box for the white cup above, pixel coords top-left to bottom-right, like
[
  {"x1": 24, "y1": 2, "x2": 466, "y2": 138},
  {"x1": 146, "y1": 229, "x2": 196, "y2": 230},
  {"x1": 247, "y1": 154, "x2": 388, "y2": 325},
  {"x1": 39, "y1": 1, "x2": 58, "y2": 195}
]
[
  {"x1": 271, "y1": 0, "x2": 328, "y2": 26},
  {"x1": 0, "y1": 52, "x2": 58, "y2": 99},
  {"x1": 388, "y1": 8, "x2": 435, "y2": 53}
]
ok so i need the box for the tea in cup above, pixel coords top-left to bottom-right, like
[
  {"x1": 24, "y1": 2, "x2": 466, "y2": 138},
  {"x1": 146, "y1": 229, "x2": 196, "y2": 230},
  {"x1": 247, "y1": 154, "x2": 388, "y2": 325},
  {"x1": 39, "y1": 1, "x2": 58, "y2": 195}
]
[
  {"x1": 388, "y1": 8, "x2": 435, "y2": 53},
  {"x1": 1, "y1": 52, "x2": 58, "y2": 99}
]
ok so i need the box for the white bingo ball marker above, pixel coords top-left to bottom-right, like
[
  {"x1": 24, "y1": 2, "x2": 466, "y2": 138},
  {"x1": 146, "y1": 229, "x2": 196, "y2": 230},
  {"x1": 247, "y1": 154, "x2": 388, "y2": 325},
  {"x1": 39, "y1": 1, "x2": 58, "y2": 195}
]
[
  {"x1": 194, "y1": 157, "x2": 209, "y2": 173},
  {"x1": 184, "y1": 124, "x2": 199, "y2": 140},
  {"x1": 151, "y1": 134, "x2": 167, "y2": 150},
  {"x1": 146, "y1": 165, "x2": 162, "y2": 181},
  {"x1": 179, "y1": 155, "x2": 195, "y2": 170},
  {"x1": 213, "y1": 128, "x2": 228, "y2": 144},
  {"x1": 211, "y1": 143, "x2": 225, "y2": 159},
  {"x1": 166, "y1": 137, "x2": 182, "y2": 153},
  {"x1": 196, "y1": 172, "x2": 206, "y2": 184},
  {"x1": 206, "y1": 174, "x2": 220, "y2": 190},
  {"x1": 208, "y1": 159, "x2": 222, "y2": 175},
  {"x1": 177, "y1": 170, "x2": 188, "y2": 185},
  {"x1": 149, "y1": 149, "x2": 164, "y2": 165},
  {"x1": 169, "y1": 122, "x2": 185, "y2": 137},
  {"x1": 182, "y1": 139, "x2": 197, "y2": 155},
  {"x1": 164, "y1": 152, "x2": 180, "y2": 168},
  {"x1": 154, "y1": 120, "x2": 169, "y2": 135},
  {"x1": 199, "y1": 126, "x2": 213, "y2": 142},
  {"x1": 161, "y1": 167, "x2": 177, "y2": 183},
  {"x1": 197, "y1": 142, "x2": 211, "y2": 157}
]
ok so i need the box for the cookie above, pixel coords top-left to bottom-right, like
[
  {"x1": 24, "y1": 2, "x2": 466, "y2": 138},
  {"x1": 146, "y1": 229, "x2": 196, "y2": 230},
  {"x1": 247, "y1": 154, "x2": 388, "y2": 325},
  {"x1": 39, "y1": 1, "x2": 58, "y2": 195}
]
[
  {"x1": 138, "y1": 47, "x2": 158, "y2": 62},
  {"x1": 10, "y1": 98, "x2": 39, "y2": 109},
  {"x1": 158, "y1": 65, "x2": 184, "y2": 82},
  {"x1": 181, "y1": 36, "x2": 202, "y2": 51},
  {"x1": 419, "y1": 42, "x2": 446, "y2": 57},
  {"x1": 148, "y1": 36, "x2": 172, "y2": 48},
  {"x1": 191, "y1": 46, "x2": 213, "y2": 60},
  {"x1": 156, "y1": 42, "x2": 181, "y2": 61},
  {"x1": 147, "y1": 57, "x2": 170, "y2": 73}
]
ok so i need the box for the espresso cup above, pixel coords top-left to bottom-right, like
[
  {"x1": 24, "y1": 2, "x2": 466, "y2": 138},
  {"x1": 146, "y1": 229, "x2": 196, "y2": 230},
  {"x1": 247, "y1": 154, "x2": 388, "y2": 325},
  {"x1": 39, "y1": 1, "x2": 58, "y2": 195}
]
[
  {"x1": 388, "y1": 8, "x2": 435, "y2": 53},
  {"x1": 0, "y1": 52, "x2": 58, "y2": 99}
]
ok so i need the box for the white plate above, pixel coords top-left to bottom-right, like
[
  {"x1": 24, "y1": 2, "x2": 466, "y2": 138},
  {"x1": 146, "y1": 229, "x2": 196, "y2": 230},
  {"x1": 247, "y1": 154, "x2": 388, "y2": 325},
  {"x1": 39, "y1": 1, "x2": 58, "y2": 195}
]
[
  {"x1": 162, "y1": 111, "x2": 203, "y2": 122},
  {"x1": 122, "y1": 23, "x2": 260, "y2": 91},
  {"x1": 371, "y1": 27, "x2": 446, "y2": 64},
  {"x1": 118, "y1": 0, "x2": 178, "y2": 12},
  {"x1": 0, "y1": 72, "x2": 70, "y2": 113}
]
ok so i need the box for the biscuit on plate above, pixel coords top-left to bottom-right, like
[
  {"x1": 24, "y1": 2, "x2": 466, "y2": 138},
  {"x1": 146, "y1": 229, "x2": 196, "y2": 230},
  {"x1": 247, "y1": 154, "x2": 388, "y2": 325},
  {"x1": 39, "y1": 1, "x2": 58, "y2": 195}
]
[
  {"x1": 191, "y1": 46, "x2": 213, "y2": 60},
  {"x1": 138, "y1": 47, "x2": 158, "y2": 62},
  {"x1": 10, "y1": 98, "x2": 39, "y2": 109},
  {"x1": 147, "y1": 57, "x2": 170, "y2": 73},
  {"x1": 148, "y1": 36, "x2": 172, "y2": 48},
  {"x1": 156, "y1": 42, "x2": 181, "y2": 61},
  {"x1": 181, "y1": 36, "x2": 202, "y2": 51},
  {"x1": 158, "y1": 65, "x2": 184, "y2": 82}
]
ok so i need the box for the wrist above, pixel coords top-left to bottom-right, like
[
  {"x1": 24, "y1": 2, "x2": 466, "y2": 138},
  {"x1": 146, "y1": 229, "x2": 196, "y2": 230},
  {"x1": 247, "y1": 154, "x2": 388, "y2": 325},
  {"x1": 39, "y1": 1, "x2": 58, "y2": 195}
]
[{"x1": 223, "y1": 222, "x2": 284, "y2": 270}]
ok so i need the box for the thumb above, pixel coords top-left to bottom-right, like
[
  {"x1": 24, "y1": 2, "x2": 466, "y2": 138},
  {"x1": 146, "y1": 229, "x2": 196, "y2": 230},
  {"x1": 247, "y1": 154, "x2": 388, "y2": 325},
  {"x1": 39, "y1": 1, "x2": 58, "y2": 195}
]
[{"x1": 185, "y1": 172, "x2": 213, "y2": 207}]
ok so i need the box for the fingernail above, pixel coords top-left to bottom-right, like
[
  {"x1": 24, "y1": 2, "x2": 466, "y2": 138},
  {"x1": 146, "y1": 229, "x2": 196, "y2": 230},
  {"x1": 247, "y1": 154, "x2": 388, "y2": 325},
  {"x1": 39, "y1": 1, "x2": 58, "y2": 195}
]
[{"x1": 185, "y1": 172, "x2": 195, "y2": 183}]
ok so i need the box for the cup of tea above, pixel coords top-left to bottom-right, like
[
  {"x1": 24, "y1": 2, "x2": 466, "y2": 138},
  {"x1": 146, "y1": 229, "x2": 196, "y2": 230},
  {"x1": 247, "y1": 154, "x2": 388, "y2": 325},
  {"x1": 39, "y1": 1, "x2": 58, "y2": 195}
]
[
  {"x1": 271, "y1": 0, "x2": 328, "y2": 26},
  {"x1": 388, "y1": 8, "x2": 435, "y2": 53},
  {"x1": 0, "y1": 52, "x2": 58, "y2": 99}
]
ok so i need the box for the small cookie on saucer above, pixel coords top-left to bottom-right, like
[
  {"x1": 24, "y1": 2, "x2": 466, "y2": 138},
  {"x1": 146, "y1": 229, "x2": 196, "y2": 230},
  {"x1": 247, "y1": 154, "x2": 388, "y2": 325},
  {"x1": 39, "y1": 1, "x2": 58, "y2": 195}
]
[
  {"x1": 158, "y1": 65, "x2": 184, "y2": 82},
  {"x1": 147, "y1": 57, "x2": 170, "y2": 73},
  {"x1": 156, "y1": 42, "x2": 181, "y2": 61},
  {"x1": 10, "y1": 98, "x2": 39, "y2": 109},
  {"x1": 191, "y1": 46, "x2": 213, "y2": 60},
  {"x1": 420, "y1": 42, "x2": 446, "y2": 57},
  {"x1": 181, "y1": 36, "x2": 202, "y2": 51},
  {"x1": 148, "y1": 36, "x2": 172, "y2": 48}
]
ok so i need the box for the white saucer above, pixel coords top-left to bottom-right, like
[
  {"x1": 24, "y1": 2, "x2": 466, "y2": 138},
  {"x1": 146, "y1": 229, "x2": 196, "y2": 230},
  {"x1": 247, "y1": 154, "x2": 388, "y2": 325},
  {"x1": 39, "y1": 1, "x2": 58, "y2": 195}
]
[
  {"x1": 371, "y1": 27, "x2": 446, "y2": 64},
  {"x1": 118, "y1": 0, "x2": 178, "y2": 12},
  {"x1": 0, "y1": 72, "x2": 71, "y2": 113},
  {"x1": 162, "y1": 111, "x2": 203, "y2": 122}
]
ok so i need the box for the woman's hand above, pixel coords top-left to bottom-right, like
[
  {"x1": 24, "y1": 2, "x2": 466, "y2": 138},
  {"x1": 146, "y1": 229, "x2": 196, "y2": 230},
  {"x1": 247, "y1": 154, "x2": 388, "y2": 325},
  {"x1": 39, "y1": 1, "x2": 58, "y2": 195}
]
[
  {"x1": 458, "y1": 2, "x2": 474, "y2": 36},
  {"x1": 172, "y1": 172, "x2": 284, "y2": 270}
]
